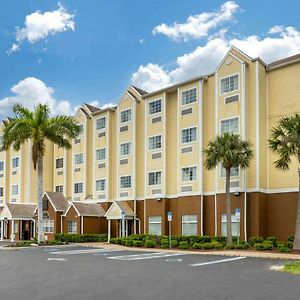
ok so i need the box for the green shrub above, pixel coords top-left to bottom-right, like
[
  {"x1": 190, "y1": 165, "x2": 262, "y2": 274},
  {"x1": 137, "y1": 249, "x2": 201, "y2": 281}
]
[
  {"x1": 286, "y1": 241, "x2": 294, "y2": 249},
  {"x1": 288, "y1": 235, "x2": 295, "y2": 243},
  {"x1": 109, "y1": 238, "x2": 116, "y2": 244},
  {"x1": 144, "y1": 239, "x2": 156, "y2": 248},
  {"x1": 253, "y1": 243, "x2": 264, "y2": 250},
  {"x1": 262, "y1": 241, "x2": 273, "y2": 250},
  {"x1": 178, "y1": 241, "x2": 189, "y2": 249},
  {"x1": 249, "y1": 236, "x2": 264, "y2": 246},
  {"x1": 192, "y1": 243, "x2": 202, "y2": 249},
  {"x1": 279, "y1": 246, "x2": 291, "y2": 253},
  {"x1": 202, "y1": 243, "x2": 214, "y2": 250},
  {"x1": 125, "y1": 239, "x2": 134, "y2": 247},
  {"x1": 55, "y1": 233, "x2": 107, "y2": 243},
  {"x1": 171, "y1": 240, "x2": 178, "y2": 248},
  {"x1": 225, "y1": 243, "x2": 236, "y2": 250},
  {"x1": 213, "y1": 236, "x2": 227, "y2": 245},
  {"x1": 266, "y1": 236, "x2": 277, "y2": 247},
  {"x1": 235, "y1": 243, "x2": 247, "y2": 250},
  {"x1": 133, "y1": 240, "x2": 143, "y2": 247}
]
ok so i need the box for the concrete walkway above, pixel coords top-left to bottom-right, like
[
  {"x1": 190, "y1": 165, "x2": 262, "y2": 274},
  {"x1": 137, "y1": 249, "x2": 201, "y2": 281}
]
[{"x1": 76, "y1": 242, "x2": 300, "y2": 260}]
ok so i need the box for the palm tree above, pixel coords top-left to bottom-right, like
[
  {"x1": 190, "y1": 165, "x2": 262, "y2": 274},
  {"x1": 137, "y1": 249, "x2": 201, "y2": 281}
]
[
  {"x1": 2, "y1": 104, "x2": 80, "y2": 243},
  {"x1": 204, "y1": 133, "x2": 253, "y2": 244},
  {"x1": 269, "y1": 114, "x2": 300, "y2": 250}
]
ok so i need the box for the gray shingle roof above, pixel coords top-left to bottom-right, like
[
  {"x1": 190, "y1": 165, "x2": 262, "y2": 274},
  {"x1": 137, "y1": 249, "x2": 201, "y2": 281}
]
[
  {"x1": 7, "y1": 204, "x2": 36, "y2": 219},
  {"x1": 72, "y1": 202, "x2": 106, "y2": 217},
  {"x1": 44, "y1": 192, "x2": 68, "y2": 212},
  {"x1": 116, "y1": 201, "x2": 135, "y2": 216}
]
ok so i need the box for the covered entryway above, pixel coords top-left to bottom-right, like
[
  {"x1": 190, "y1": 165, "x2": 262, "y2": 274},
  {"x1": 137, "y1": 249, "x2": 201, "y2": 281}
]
[
  {"x1": 104, "y1": 201, "x2": 138, "y2": 242},
  {"x1": 0, "y1": 204, "x2": 37, "y2": 241}
]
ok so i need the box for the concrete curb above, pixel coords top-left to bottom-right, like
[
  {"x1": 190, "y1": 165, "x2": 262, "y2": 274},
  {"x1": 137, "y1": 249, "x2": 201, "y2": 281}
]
[{"x1": 75, "y1": 242, "x2": 300, "y2": 260}]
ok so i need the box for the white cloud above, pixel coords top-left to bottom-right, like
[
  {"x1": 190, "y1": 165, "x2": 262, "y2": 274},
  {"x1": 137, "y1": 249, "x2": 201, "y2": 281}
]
[
  {"x1": 132, "y1": 26, "x2": 300, "y2": 92},
  {"x1": 9, "y1": 2, "x2": 74, "y2": 53},
  {"x1": 152, "y1": 1, "x2": 239, "y2": 42},
  {"x1": 0, "y1": 77, "x2": 75, "y2": 117},
  {"x1": 7, "y1": 43, "x2": 21, "y2": 55},
  {"x1": 100, "y1": 102, "x2": 116, "y2": 109}
]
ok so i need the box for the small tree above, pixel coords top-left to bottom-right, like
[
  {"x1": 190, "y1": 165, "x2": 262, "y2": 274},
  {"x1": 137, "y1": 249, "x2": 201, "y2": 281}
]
[
  {"x1": 204, "y1": 133, "x2": 253, "y2": 244},
  {"x1": 2, "y1": 104, "x2": 80, "y2": 243},
  {"x1": 269, "y1": 114, "x2": 300, "y2": 250}
]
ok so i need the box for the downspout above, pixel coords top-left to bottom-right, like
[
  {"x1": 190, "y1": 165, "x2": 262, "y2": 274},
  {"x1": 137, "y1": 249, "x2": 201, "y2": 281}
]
[
  {"x1": 199, "y1": 78, "x2": 204, "y2": 235},
  {"x1": 134, "y1": 217, "x2": 141, "y2": 234},
  {"x1": 81, "y1": 216, "x2": 84, "y2": 234},
  {"x1": 214, "y1": 72, "x2": 218, "y2": 236},
  {"x1": 60, "y1": 215, "x2": 63, "y2": 233}
]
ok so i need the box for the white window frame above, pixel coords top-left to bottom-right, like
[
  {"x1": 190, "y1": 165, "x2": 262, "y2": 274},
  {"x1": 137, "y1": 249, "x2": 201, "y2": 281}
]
[
  {"x1": 0, "y1": 187, "x2": 3, "y2": 197},
  {"x1": 96, "y1": 148, "x2": 106, "y2": 161},
  {"x1": 43, "y1": 215, "x2": 54, "y2": 233},
  {"x1": 148, "y1": 134, "x2": 162, "y2": 151},
  {"x1": 220, "y1": 116, "x2": 240, "y2": 135},
  {"x1": 11, "y1": 184, "x2": 19, "y2": 196},
  {"x1": 181, "y1": 166, "x2": 197, "y2": 182},
  {"x1": 56, "y1": 157, "x2": 64, "y2": 169},
  {"x1": 74, "y1": 153, "x2": 83, "y2": 165},
  {"x1": 120, "y1": 108, "x2": 132, "y2": 124},
  {"x1": 78, "y1": 124, "x2": 84, "y2": 135},
  {"x1": 74, "y1": 182, "x2": 83, "y2": 194},
  {"x1": 0, "y1": 161, "x2": 4, "y2": 172},
  {"x1": 67, "y1": 220, "x2": 77, "y2": 234},
  {"x1": 220, "y1": 166, "x2": 240, "y2": 179},
  {"x1": 12, "y1": 157, "x2": 19, "y2": 169},
  {"x1": 148, "y1": 216, "x2": 162, "y2": 235},
  {"x1": 96, "y1": 179, "x2": 106, "y2": 192},
  {"x1": 96, "y1": 117, "x2": 106, "y2": 130},
  {"x1": 120, "y1": 175, "x2": 132, "y2": 189},
  {"x1": 181, "y1": 127, "x2": 197, "y2": 144},
  {"x1": 55, "y1": 185, "x2": 64, "y2": 193},
  {"x1": 148, "y1": 99, "x2": 162, "y2": 115},
  {"x1": 120, "y1": 142, "x2": 131, "y2": 157},
  {"x1": 182, "y1": 215, "x2": 198, "y2": 236},
  {"x1": 181, "y1": 87, "x2": 197, "y2": 106},
  {"x1": 221, "y1": 214, "x2": 239, "y2": 237},
  {"x1": 148, "y1": 171, "x2": 162, "y2": 186},
  {"x1": 220, "y1": 73, "x2": 240, "y2": 95},
  {"x1": 13, "y1": 221, "x2": 19, "y2": 234}
]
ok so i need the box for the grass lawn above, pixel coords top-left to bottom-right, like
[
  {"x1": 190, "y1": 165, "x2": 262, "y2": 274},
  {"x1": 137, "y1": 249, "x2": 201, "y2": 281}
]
[{"x1": 283, "y1": 261, "x2": 300, "y2": 275}]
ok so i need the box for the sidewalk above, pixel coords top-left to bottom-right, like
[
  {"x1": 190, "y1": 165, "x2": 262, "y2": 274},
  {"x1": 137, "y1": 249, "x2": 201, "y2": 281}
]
[{"x1": 76, "y1": 242, "x2": 300, "y2": 260}]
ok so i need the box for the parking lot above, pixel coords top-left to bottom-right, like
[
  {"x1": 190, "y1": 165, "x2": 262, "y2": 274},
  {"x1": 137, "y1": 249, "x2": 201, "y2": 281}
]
[{"x1": 0, "y1": 245, "x2": 299, "y2": 300}]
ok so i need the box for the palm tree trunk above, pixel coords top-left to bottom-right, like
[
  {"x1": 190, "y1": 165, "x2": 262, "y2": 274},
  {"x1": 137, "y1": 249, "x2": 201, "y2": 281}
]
[
  {"x1": 37, "y1": 155, "x2": 44, "y2": 243},
  {"x1": 293, "y1": 168, "x2": 300, "y2": 250},
  {"x1": 226, "y1": 168, "x2": 232, "y2": 244}
]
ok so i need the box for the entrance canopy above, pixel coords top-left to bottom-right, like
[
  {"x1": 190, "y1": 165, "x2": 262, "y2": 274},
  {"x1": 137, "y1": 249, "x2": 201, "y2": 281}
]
[
  {"x1": 104, "y1": 201, "x2": 135, "y2": 220},
  {"x1": 0, "y1": 204, "x2": 37, "y2": 220}
]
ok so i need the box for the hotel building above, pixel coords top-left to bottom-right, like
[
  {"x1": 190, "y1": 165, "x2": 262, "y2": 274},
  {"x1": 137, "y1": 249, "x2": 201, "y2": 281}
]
[{"x1": 0, "y1": 46, "x2": 299, "y2": 241}]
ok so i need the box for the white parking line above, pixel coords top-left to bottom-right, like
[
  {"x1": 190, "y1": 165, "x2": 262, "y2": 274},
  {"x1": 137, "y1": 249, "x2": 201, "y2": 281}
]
[
  {"x1": 47, "y1": 258, "x2": 68, "y2": 261},
  {"x1": 50, "y1": 249, "x2": 119, "y2": 255},
  {"x1": 189, "y1": 256, "x2": 246, "y2": 267},
  {"x1": 108, "y1": 252, "x2": 183, "y2": 261}
]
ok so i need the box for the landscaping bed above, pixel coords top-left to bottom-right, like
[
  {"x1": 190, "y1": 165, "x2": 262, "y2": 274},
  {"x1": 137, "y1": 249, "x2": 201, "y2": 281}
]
[
  {"x1": 109, "y1": 234, "x2": 295, "y2": 253},
  {"x1": 283, "y1": 261, "x2": 300, "y2": 275}
]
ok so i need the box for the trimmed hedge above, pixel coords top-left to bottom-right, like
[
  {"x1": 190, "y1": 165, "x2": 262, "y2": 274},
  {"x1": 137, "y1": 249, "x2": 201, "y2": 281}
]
[{"x1": 55, "y1": 233, "x2": 108, "y2": 243}]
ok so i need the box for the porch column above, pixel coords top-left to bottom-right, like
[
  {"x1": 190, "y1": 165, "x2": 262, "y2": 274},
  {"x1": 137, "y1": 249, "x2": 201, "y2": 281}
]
[
  {"x1": 11, "y1": 220, "x2": 15, "y2": 242},
  {"x1": 1, "y1": 220, "x2": 3, "y2": 241},
  {"x1": 107, "y1": 219, "x2": 111, "y2": 243},
  {"x1": 121, "y1": 219, "x2": 125, "y2": 237}
]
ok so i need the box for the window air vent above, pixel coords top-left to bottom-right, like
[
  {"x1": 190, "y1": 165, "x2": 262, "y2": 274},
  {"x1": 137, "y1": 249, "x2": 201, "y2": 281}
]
[{"x1": 225, "y1": 94, "x2": 239, "y2": 104}]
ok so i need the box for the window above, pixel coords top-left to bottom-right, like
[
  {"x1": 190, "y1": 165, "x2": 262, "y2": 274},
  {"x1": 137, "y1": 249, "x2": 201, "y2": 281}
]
[
  {"x1": 220, "y1": 117, "x2": 239, "y2": 134},
  {"x1": 67, "y1": 221, "x2": 77, "y2": 234},
  {"x1": 120, "y1": 109, "x2": 131, "y2": 123},
  {"x1": 56, "y1": 158, "x2": 63, "y2": 169},
  {"x1": 0, "y1": 187, "x2": 3, "y2": 197},
  {"x1": 182, "y1": 215, "x2": 197, "y2": 235},
  {"x1": 221, "y1": 214, "x2": 239, "y2": 237},
  {"x1": 120, "y1": 143, "x2": 131, "y2": 156},
  {"x1": 11, "y1": 184, "x2": 18, "y2": 196},
  {"x1": 55, "y1": 185, "x2": 63, "y2": 193},
  {"x1": 96, "y1": 148, "x2": 106, "y2": 161},
  {"x1": 13, "y1": 221, "x2": 19, "y2": 234},
  {"x1": 96, "y1": 117, "x2": 106, "y2": 130},
  {"x1": 149, "y1": 216, "x2": 162, "y2": 235},
  {"x1": 74, "y1": 182, "x2": 83, "y2": 194},
  {"x1": 74, "y1": 153, "x2": 83, "y2": 165},
  {"x1": 0, "y1": 161, "x2": 4, "y2": 172},
  {"x1": 220, "y1": 166, "x2": 239, "y2": 178},
  {"x1": 120, "y1": 176, "x2": 131, "y2": 188},
  {"x1": 221, "y1": 74, "x2": 239, "y2": 94},
  {"x1": 182, "y1": 88, "x2": 197, "y2": 105},
  {"x1": 148, "y1": 171, "x2": 162, "y2": 186},
  {"x1": 149, "y1": 135, "x2": 162, "y2": 150},
  {"x1": 43, "y1": 213, "x2": 54, "y2": 233},
  {"x1": 79, "y1": 124, "x2": 84, "y2": 134},
  {"x1": 182, "y1": 166, "x2": 197, "y2": 182},
  {"x1": 149, "y1": 99, "x2": 162, "y2": 115},
  {"x1": 181, "y1": 127, "x2": 197, "y2": 144},
  {"x1": 12, "y1": 157, "x2": 19, "y2": 168},
  {"x1": 96, "y1": 179, "x2": 105, "y2": 192}
]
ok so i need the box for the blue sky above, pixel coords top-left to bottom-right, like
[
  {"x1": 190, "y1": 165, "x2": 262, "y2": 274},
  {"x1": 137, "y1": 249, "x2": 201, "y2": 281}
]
[{"x1": 0, "y1": 0, "x2": 300, "y2": 116}]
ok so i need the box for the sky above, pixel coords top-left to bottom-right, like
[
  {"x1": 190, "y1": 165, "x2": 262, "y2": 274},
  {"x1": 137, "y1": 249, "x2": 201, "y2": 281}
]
[{"x1": 0, "y1": 0, "x2": 300, "y2": 117}]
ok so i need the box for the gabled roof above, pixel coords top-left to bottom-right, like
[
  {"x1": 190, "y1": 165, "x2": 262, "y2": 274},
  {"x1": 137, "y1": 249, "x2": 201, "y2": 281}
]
[
  {"x1": 84, "y1": 103, "x2": 101, "y2": 114},
  {"x1": 104, "y1": 201, "x2": 135, "y2": 219},
  {"x1": 44, "y1": 192, "x2": 68, "y2": 212},
  {"x1": 131, "y1": 85, "x2": 148, "y2": 96},
  {"x1": 0, "y1": 203, "x2": 37, "y2": 220},
  {"x1": 266, "y1": 53, "x2": 300, "y2": 70},
  {"x1": 65, "y1": 202, "x2": 106, "y2": 217}
]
